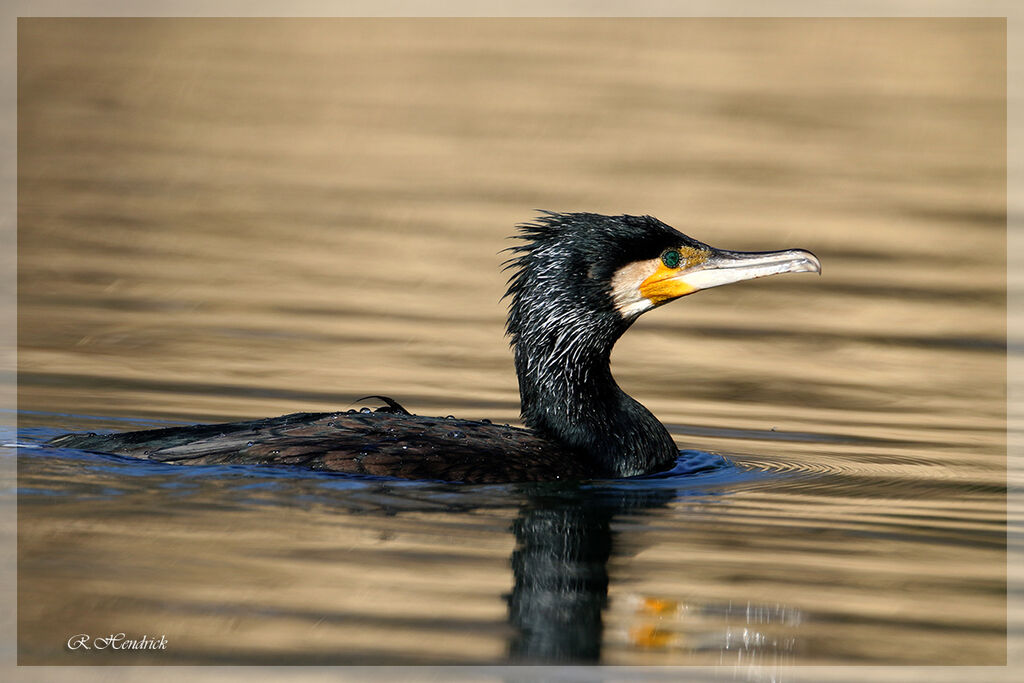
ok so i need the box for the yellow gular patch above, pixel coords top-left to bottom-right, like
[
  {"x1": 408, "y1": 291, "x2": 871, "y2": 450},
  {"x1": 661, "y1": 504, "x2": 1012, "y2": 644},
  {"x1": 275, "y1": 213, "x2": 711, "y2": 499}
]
[{"x1": 638, "y1": 247, "x2": 709, "y2": 305}]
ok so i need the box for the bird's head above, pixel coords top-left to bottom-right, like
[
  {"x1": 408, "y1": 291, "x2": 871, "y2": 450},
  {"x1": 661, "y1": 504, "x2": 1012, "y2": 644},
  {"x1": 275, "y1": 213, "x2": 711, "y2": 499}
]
[{"x1": 504, "y1": 212, "x2": 820, "y2": 343}]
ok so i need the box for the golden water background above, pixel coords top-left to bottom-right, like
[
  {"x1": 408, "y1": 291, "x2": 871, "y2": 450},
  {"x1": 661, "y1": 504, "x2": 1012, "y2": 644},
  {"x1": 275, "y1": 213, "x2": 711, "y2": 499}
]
[{"x1": 16, "y1": 19, "x2": 1006, "y2": 667}]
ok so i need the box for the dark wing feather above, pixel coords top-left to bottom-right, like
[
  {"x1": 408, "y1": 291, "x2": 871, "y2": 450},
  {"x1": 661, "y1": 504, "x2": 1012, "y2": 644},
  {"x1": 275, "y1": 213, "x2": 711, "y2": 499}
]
[{"x1": 48, "y1": 412, "x2": 589, "y2": 484}]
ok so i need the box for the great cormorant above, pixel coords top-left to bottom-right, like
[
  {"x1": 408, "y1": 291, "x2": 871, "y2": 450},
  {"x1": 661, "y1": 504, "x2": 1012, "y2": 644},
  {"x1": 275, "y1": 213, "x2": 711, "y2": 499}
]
[{"x1": 49, "y1": 212, "x2": 820, "y2": 483}]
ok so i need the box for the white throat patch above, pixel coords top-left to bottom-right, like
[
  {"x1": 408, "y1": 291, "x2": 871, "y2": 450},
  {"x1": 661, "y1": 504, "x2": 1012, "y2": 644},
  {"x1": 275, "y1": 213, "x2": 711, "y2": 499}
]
[{"x1": 609, "y1": 257, "x2": 659, "y2": 319}]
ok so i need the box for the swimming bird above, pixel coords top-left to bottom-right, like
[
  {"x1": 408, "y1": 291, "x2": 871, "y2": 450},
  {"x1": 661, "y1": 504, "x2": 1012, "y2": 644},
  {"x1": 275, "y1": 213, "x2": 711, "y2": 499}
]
[{"x1": 49, "y1": 212, "x2": 820, "y2": 483}]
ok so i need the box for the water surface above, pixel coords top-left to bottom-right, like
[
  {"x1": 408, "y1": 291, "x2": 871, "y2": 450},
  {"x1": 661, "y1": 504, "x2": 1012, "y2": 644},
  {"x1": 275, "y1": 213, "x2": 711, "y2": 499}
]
[{"x1": 16, "y1": 18, "x2": 1006, "y2": 669}]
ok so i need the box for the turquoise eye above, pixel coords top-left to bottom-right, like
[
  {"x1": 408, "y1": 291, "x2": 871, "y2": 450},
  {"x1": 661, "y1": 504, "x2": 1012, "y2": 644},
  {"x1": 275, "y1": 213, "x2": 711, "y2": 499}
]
[{"x1": 661, "y1": 249, "x2": 681, "y2": 269}]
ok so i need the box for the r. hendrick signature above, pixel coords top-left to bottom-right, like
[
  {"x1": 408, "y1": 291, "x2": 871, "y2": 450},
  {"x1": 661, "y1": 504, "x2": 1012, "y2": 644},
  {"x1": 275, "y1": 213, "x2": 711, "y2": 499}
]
[{"x1": 67, "y1": 633, "x2": 167, "y2": 651}]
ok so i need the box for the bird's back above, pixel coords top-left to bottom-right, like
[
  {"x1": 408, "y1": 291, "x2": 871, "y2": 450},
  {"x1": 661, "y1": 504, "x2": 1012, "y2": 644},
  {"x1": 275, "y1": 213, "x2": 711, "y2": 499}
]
[{"x1": 48, "y1": 411, "x2": 591, "y2": 483}]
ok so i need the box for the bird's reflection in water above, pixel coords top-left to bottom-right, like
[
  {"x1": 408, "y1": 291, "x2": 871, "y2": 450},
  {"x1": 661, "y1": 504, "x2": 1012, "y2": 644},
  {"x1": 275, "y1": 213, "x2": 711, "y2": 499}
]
[
  {"x1": 621, "y1": 595, "x2": 803, "y2": 675},
  {"x1": 505, "y1": 484, "x2": 669, "y2": 663},
  {"x1": 504, "y1": 482, "x2": 802, "y2": 669}
]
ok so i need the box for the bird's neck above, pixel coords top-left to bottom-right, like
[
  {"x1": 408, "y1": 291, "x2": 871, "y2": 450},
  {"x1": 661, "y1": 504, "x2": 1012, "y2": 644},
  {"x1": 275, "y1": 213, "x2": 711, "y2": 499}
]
[{"x1": 513, "y1": 320, "x2": 678, "y2": 478}]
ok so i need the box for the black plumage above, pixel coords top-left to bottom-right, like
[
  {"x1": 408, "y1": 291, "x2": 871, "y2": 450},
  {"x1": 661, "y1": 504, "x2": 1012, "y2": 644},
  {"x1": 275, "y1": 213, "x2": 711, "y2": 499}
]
[
  {"x1": 49, "y1": 212, "x2": 820, "y2": 483},
  {"x1": 503, "y1": 213, "x2": 705, "y2": 477}
]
